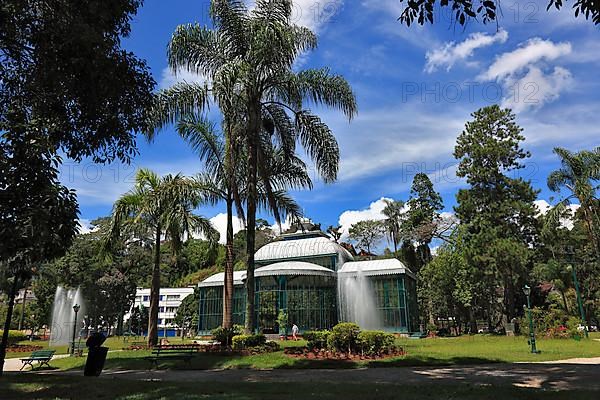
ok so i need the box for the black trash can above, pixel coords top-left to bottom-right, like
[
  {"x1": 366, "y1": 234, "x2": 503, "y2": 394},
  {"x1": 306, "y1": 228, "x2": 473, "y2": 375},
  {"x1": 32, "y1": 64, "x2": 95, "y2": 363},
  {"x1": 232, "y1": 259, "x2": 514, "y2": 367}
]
[{"x1": 84, "y1": 332, "x2": 108, "y2": 377}]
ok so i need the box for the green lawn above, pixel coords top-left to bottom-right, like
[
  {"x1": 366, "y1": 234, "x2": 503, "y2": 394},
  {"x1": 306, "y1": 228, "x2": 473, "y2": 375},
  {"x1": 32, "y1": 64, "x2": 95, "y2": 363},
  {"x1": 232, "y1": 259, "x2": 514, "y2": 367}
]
[
  {"x1": 1, "y1": 374, "x2": 598, "y2": 400},
  {"x1": 35, "y1": 334, "x2": 599, "y2": 372}
]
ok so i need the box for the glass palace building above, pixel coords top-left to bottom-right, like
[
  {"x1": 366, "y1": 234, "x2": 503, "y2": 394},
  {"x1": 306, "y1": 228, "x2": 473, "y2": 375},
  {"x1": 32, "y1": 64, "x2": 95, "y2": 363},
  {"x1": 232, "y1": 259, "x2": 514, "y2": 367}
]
[{"x1": 197, "y1": 231, "x2": 417, "y2": 334}]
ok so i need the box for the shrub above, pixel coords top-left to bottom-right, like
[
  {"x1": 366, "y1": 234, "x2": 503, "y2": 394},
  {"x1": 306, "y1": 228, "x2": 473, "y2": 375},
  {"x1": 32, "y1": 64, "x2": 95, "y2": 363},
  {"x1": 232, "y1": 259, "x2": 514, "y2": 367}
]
[
  {"x1": 0, "y1": 330, "x2": 26, "y2": 346},
  {"x1": 232, "y1": 333, "x2": 266, "y2": 350},
  {"x1": 304, "y1": 330, "x2": 330, "y2": 350},
  {"x1": 358, "y1": 330, "x2": 395, "y2": 356},
  {"x1": 327, "y1": 322, "x2": 361, "y2": 353},
  {"x1": 211, "y1": 325, "x2": 243, "y2": 346}
]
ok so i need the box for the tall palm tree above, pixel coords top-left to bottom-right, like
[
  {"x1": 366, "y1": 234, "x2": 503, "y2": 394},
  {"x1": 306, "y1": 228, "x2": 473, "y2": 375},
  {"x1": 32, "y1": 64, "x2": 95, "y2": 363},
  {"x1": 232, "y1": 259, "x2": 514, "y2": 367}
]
[
  {"x1": 106, "y1": 169, "x2": 218, "y2": 346},
  {"x1": 382, "y1": 199, "x2": 405, "y2": 254},
  {"x1": 547, "y1": 147, "x2": 600, "y2": 255},
  {"x1": 152, "y1": 0, "x2": 357, "y2": 332},
  {"x1": 176, "y1": 116, "x2": 309, "y2": 328}
]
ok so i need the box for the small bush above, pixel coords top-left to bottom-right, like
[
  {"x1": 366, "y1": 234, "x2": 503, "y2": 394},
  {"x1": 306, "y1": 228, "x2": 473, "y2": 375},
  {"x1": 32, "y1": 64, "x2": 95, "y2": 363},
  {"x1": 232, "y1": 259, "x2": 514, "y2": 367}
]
[
  {"x1": 327, "y1": 322, "x2": 361, "y2": 353},
  {"x1": 232, "y1": 333, "x2": 266, "y2": 350},
  {"x1": 0, "y1": 330, "x2": 27, "y2": 346},
  {"x1": 304, "y1": 330, "x2": 330, "y2": 350},
  {"x1": 211, "y1": 325, "x2": 243, "y2": 346},
  {"x1": 358, "y1": 330, "x2": 395, "y2": 356}
]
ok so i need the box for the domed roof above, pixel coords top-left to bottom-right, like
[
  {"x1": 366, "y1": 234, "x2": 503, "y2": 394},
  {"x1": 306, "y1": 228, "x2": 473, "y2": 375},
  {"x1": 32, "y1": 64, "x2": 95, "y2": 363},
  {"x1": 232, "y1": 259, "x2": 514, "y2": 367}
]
[
  {"x1": 198, "y1": 270, "x2": 247, "y2": 287},
  {"x1": 255, "y1": 236, "x2": 353, "y2": 263},
  {"x1": 255, "y1": 261, "x2": 335, "y2": 278},
  {"x1": 338, "y1": 258, "x2": 414, "y2": 278}
]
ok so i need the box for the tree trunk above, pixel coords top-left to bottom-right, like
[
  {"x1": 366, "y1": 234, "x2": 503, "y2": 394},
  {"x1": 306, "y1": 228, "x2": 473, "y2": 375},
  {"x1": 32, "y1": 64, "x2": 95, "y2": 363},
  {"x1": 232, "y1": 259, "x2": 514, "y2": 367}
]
[
  {"x1": 18, "y1": 284, "x2": 28, "y2": 331},
  {"x1": 223, "y1": 194, "x2": 234, "y2": 329},
  {"x1": 0, "y1": 275, "x2": 20, "y2": 376},
  {"x1": 560, "y1": 290, "x2": 569, "y2": 314},
  {"x1": 244, "y1": 102, "x2": 260, "y2": 334},
  {"x1": 148, "y1": 226, "x2": 161, "y2": 347}
]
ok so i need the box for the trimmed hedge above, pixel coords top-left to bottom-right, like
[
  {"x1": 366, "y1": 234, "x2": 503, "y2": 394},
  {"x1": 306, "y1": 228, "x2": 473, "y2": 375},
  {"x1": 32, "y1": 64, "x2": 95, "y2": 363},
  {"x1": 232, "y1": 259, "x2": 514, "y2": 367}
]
[
  {"x1": 231, "y1": 333, "x2": 266, "y2": 350},
  {"x1": 358, "y1": 330, "x2": 395, "y2": 356},
  {"x1": 327, "y1": 322, "x2": 361, "y2": 353},
  {"x1": 303, "y1": 330, "x2": 330, "y2": 350},
  {"x1": 0, "y1": 330, "x2": 27, "y2": 346}
]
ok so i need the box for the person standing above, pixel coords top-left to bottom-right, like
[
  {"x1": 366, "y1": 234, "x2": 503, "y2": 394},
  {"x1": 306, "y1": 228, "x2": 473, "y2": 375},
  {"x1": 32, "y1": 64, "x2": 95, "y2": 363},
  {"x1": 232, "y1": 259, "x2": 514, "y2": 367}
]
[{"x1": 291, "y1": 323, "x2": 299, "y2": 341}]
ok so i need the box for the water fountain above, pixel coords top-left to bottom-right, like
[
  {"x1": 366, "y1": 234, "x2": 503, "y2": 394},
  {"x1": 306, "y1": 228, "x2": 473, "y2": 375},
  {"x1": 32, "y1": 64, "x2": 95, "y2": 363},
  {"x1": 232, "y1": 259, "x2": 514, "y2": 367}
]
[
  {"x1": 49, "y1": 286, "x2": 86, "y2": 346},
  {"x1": 337, "y1": 268, "x2": 382, "y2": 330}
]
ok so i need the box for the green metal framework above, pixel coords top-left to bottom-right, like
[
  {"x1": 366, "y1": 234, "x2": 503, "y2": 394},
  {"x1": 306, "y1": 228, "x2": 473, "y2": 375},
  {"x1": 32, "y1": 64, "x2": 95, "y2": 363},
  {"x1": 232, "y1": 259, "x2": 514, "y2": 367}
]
[
  {"x1": 371, "y1": 275, "x2": 417, "y2": 332},
  {"x1": 197, "y1": 286, "x2": 246, "y2": 333},
  {"x1": 255, "y1": 275, "x2": 337, "y2": 333},
  {"x1": 197, "y1": 273, "x2": 417, "y2": 334}
]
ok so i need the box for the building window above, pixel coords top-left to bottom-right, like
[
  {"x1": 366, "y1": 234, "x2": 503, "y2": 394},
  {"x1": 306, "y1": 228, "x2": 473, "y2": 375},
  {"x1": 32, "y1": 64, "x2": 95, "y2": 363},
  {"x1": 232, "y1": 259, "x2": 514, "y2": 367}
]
[
  {"x1": 166, "y1": 307, "x2": 178, "y2": 313},
  {"x1": 142, "y1": 295, "x2": 149, "y2": 302},
  {"x1": 159, "y1": 307, "x2": 165, "y2": 313},
  {"x1": 159, "y1": 295, "x2": 164, "y2": 301},
  {"x1": 166, "y1": 295, "x2": 179, "y2": 300}
]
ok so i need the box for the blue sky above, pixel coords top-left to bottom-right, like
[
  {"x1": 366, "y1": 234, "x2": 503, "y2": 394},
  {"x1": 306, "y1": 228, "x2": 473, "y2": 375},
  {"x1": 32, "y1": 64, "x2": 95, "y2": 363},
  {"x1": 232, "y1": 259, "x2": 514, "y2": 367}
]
[{"x1": 66, "y1": 0, "x2": 600, "y2": 243}]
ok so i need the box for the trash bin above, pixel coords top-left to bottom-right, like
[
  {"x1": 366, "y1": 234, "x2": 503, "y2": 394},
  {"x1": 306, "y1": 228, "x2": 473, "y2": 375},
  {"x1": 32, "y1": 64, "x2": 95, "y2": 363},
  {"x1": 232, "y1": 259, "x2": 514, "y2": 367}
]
[{"x1": 84, "y1": 332, "x2": 108, "y2": 377}]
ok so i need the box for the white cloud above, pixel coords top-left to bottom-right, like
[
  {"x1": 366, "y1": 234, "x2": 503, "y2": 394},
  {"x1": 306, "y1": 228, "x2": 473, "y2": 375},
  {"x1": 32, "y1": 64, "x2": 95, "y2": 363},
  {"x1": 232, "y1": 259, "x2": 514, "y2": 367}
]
[
  {"x1": 290, "y1": 0, "x2": 344, "y2": 32},
  {"x1": 534, "y1": 199, "x2": 580, "y2": 230},
  {"x1": 159, "y1": 67, "x2": 208, "y2": 90},
  {"x1": 77, "y1": 219, "x2": 95, "y2": 235},
  {"x1": 337, "y1": 197, "x2": 392, "y2": 239},
  {"x1": 480, "y1": 38, "x2": 571, "y2": 81},
  {"x1": 478, "y1": 38, "x2": 573, "y2": 112},
  {"x1": 206, "y1": 213, "x2": 245, "y2": 244},
  {"x1": 500, "y1": 66, "x2": 573, "y2": 113},
  {"x1": 425, "y1": 30, "x2": 508, "y2": 73}
]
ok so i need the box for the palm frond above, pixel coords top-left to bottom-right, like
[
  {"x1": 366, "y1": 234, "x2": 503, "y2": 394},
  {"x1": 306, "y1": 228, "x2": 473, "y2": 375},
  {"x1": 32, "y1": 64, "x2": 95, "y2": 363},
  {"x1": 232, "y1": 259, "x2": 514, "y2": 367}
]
[
  {"x1": 295, "y1": 111, "x2": 339, "y2": 183},
  {"x1": 146, "y1": 82, "x2": 210, "y2": 138},
  {"x1": 295, "y1": 68, "x2": 358, "y2": 120}
]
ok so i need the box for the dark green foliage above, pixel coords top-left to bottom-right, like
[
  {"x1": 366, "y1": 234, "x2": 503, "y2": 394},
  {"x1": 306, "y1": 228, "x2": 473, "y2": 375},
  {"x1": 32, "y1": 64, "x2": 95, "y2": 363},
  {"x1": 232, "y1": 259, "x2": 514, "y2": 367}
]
[
  {"x1": 211, "y1": 325, "x2": 243, "y2": 346},
  {"x1": 398, "y1": 0, "x2": 600, "y2": 27},
  {"x1": 231, "y1": 333, "x2": 266, "y2": 350},
  {"x1": 454, "y1": 105, "x2": 538, "y2": 324},
  {"x1": 357, "y1": 330, "x2": 395, "y2": 356},
  {"x1": 174, "y1": 291, "x2": 199, "y2": 330},
  {"x1": 303, "y1": 330, "x2": 330, "y2": 349},
  {"x1": 327, "y1": 323, "x2": 361, "y2": 353},
  {"x1": 0, "y1": 330, "x2": 26, "y2": 346},
  {"x1": 348, "y1": 220, "x2": 385, "y2": 254},
  {"x1": 0, "y1": 0, "x2": 155, "y2": 164}
]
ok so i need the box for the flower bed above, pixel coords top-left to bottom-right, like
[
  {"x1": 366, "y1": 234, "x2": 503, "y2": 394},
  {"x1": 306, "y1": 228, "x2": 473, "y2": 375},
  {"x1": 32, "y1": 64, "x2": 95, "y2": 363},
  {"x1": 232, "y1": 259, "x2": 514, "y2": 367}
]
[
  {"x1": 283, "y1": 346, "x2": 406, "y2": 360},
  {"x1": 7, "y1": 344, "x2": 43, "y2": 353}
]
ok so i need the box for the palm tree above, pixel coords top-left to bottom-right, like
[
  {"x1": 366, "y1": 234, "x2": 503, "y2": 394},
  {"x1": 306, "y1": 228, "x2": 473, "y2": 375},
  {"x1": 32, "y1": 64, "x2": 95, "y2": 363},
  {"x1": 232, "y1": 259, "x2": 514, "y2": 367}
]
[
  {"x1": 153, "y1": 0, "x2": 357, "y2": 332},
  {"x1": 382, "y1": 199, "x2": 405, "y2": 254},
  {"x1": 106, "y1": 169, "x2": 218, "y2": 346},
  {"x1": 176, "y1": 116, "x2": 309, "y2": 328},
  {"x1": 547, "y1": 147, "x2": 600, "y2": 255}
]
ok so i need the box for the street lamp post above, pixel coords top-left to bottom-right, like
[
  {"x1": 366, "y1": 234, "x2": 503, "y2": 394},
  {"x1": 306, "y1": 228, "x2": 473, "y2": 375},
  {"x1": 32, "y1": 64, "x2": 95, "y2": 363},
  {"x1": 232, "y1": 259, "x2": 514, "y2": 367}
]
[
  {"x1": 523, "y1": 285, "x2": 539, "y2": 354},
  {"x1": 71, "y1": 304, "x2": 80, "y2": 356}
]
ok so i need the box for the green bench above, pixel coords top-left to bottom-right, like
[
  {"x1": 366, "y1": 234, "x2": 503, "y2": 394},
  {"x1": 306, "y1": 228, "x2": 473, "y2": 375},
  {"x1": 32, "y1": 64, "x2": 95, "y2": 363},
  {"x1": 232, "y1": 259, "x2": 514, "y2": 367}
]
[
  {"x1": 144, "y1": 344, "x2": 198, "y2": 369},
  {"x1": 20, "y1": 349, "x2": 56, "y2": 371}
]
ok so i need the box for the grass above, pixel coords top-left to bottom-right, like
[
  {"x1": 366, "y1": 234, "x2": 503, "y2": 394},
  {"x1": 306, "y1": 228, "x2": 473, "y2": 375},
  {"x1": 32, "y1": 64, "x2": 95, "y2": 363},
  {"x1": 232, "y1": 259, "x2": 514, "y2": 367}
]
[
  {"x1": 1, "y1": 374, "x2": 599, "y2": 400},
  {"x1": 31, "y1": 334, "x2": 598, "y2": 372}
]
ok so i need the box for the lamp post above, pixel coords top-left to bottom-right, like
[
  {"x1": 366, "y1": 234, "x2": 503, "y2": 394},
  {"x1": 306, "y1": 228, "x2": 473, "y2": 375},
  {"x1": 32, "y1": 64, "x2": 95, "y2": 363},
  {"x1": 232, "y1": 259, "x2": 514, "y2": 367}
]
[
  {"x1": 71, "y1": 304, "x2": 80, "y2": 356},
  {"x1": 523, "y1": 285, "x2": 538, "y2": 354}
]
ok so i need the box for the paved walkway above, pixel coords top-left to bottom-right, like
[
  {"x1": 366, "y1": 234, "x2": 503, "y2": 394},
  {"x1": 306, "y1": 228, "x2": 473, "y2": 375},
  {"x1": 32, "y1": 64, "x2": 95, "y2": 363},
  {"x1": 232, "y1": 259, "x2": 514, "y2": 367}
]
[{"x1": 66, "y1": 358, "x2": 600, "y2": 391}]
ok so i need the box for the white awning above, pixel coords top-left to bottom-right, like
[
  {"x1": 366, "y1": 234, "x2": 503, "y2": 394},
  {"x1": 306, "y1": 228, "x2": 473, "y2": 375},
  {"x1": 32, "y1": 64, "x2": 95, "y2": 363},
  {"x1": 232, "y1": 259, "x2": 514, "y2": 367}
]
[
  {"x1": 338, "y1": 258, "x2": 415, "y2": 278},
  {"x1": 198, "y1": 270, "x2": 247, "y2": 288},
  {"x1": 255, "y1": 261, "x2": 336, "y2": 278}
]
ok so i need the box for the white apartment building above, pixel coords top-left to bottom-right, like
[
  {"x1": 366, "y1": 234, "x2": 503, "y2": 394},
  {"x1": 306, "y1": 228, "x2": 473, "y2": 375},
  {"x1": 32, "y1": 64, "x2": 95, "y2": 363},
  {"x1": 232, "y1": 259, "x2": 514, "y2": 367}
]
[{"x1": 130, "y1": 287, "x2": 194, "y2": 330}]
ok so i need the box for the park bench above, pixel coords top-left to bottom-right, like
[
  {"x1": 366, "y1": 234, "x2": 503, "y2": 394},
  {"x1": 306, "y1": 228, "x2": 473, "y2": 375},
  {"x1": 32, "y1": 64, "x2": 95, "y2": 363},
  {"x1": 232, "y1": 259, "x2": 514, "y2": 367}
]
[
  {"x1": 144, "y1": 344, "x2": 199, "y2": 369},
  {"x1": 20, "y1": 349, "x2": 56, "y2": 371}
]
